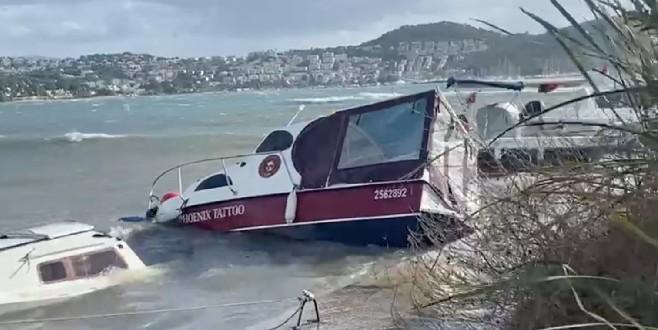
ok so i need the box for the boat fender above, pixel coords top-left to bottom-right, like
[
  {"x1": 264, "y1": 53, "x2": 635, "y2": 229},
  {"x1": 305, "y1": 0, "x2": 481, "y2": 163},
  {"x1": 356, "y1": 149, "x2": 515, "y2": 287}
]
[
  {"x1": 285, "y1": 189, "x2": 297, "y2": 224},
  {"x1": 162, "y1": 192, "x2": 180, "y2": 203}
]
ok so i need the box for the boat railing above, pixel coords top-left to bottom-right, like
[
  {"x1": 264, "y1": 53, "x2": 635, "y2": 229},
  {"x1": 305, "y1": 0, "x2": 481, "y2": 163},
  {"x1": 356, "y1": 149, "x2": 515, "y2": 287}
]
[{"x1": 148, "y1": 150, "x2": 297, "y2": 208}]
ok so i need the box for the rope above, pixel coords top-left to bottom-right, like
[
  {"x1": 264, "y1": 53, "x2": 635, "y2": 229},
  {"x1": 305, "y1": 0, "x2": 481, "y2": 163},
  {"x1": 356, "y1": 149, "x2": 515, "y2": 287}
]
[
  {"x1": 266, "y1": 303, "x2": 304, "y2": 330},
  {"x1": 267, "y1": 290, "x2": 320, "y2": 330},
  {"x1": 0, "y1": 298, "x2": 297, "y2": 326}
]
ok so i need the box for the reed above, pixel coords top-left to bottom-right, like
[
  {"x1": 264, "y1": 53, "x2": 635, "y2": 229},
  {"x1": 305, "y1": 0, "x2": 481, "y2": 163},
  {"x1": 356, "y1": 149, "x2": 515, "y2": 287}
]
[{"x1": 404, "y1": 1, "x2": 658, "y2": 328}]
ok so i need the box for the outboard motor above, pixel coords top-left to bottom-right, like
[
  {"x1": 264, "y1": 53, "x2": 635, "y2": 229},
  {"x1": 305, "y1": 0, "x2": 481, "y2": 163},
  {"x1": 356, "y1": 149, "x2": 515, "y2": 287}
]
[
  {"x1": 523, "y1": 100, "x2": 546, "y2": 119},
  {"x1": 521, "y1": 100, "x2": 546, "y2": 135},
  {"x1": 474, "y1": 103, "x2": 523, "y2": 176},
  {"x1": 146, "y1": 192, "x2": 183, "y2": 224},
  {"x1": 474, "y1": 102, "x2": 522, "y2": 141}
]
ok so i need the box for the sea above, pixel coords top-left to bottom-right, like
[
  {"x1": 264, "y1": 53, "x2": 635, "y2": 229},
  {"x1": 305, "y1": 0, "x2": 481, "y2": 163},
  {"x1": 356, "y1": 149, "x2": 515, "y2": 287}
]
[{"x1": 0, "y1": 81, "x2": 628, "y2": 329}]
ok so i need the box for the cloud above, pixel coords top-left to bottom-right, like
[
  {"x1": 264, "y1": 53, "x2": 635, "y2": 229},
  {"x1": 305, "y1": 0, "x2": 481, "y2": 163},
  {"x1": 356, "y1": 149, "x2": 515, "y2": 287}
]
[{"x1": 0, "y1": 0, "x2": 595, "y2": 57}]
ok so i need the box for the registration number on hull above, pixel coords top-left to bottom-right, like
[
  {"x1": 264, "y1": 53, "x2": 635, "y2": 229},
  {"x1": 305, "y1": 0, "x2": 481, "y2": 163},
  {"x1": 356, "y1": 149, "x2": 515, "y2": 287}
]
[{"x1": 373, "y1": 188, "x2": 408, "y2": 200}]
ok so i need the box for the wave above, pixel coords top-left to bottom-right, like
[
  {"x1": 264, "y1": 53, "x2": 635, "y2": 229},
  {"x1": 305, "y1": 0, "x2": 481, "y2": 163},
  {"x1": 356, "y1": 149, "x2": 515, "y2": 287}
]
[
  {"x1": 0, "y1": 131, "x2": 258, "y2": 148},
  {"x1": 289, "y1": 92, "x2": 405, "y2": 105},
  {"x1": 358, "y1": 92, "x2": 401, "y2": 100},
  {"x1": 290, "y1": 96, "x2": 358, "y2": 104},
  {"x1": 253, "y1": 90, "x2": 279, "y2": 96},
  {"x1": 0, "y1": 132, "x2": 130, "y2": 146},
  {"x1": 58, "y1": 131, "x2": 127, "y2": 143}
]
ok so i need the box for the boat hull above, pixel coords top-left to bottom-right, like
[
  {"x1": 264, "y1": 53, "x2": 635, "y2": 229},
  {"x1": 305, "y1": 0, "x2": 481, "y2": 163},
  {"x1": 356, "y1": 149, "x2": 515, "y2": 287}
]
[
  {"x1": 259, "y1": 214, "x2": 421, "y2": 247},
  {"x1": 177, "y1": 181, "x2": 450, "y2": 247}
]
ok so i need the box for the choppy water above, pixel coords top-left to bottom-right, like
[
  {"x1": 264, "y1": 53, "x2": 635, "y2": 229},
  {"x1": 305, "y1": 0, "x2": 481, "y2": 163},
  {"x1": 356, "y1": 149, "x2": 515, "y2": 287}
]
[{"x1": 0, "y1": 82, "x2": 631, "y2": 329}]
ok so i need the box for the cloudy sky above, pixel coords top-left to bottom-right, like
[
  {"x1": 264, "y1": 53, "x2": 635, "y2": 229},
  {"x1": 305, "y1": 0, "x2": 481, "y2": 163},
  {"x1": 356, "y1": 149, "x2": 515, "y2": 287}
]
[{"x1": 0, "y1": 0, "x2": 594, "y2": 58}]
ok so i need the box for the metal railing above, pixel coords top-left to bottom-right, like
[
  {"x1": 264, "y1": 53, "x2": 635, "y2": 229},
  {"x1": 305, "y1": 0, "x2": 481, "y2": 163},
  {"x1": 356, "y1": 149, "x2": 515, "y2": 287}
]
[{"x1": 147, "y1": 150, "x2": 298, "y2": 209}]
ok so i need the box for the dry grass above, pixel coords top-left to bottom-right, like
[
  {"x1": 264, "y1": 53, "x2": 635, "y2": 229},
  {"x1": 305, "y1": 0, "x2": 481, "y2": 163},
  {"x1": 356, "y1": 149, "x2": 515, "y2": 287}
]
[{"x1": 399, "y1": 1, "x2": 658, "y2": 329}]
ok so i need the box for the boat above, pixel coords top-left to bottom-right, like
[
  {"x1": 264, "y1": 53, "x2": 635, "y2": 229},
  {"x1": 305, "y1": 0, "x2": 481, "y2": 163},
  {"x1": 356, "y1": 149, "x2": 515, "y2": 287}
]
[
  {"x1": 443, "y1": 77, "x2": 638, "y2": 176},
  {"x1": 141, "y1": 90, "x2": 479, "y2": 247},
  {"x1": 0, "y1": 221, "x2": 146, "y2": 307}
]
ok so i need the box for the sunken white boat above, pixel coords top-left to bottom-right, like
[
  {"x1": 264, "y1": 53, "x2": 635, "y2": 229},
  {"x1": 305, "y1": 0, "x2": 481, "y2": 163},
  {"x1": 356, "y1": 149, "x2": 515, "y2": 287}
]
[{"x1": 0, "y1": 221, "x2": 146, "y2": 306}]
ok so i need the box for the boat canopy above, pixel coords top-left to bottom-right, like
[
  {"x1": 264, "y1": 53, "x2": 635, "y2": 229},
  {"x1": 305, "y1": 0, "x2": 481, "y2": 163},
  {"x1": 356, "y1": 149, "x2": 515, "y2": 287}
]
[{"x1": 291, "y1": 90, "x2": 436, "y2": 189}]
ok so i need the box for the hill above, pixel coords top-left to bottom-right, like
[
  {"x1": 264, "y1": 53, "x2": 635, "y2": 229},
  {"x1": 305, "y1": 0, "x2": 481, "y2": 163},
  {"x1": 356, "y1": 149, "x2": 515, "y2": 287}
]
[
  {"x1": 352, "y1": 20, "x2": 608, "y2": 76},
  {"x1": 461, "y1": 32, "x2": 578, "y2": 75},
  {"x1": 361, "y1": 22, "x2": 503, "y2": 47}
]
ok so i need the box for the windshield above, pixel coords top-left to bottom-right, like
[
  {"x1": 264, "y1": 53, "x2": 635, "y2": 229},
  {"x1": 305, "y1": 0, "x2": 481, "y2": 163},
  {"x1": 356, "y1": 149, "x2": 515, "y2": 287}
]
[{"x1": 337, "y1": 98, "x2": 426, "y2": 169}]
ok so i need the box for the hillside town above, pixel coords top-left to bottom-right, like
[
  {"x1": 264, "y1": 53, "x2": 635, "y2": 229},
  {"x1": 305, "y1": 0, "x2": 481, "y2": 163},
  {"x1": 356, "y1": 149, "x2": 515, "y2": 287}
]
[{"x1": 0, "y1": 38, "x2": 492, "y2": 102}]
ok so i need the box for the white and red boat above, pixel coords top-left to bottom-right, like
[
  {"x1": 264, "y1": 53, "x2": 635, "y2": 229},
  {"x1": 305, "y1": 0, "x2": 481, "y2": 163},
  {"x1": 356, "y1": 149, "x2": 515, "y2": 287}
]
[{"x1": 137, "y1": 90, "x2": 479, "y2": 247}]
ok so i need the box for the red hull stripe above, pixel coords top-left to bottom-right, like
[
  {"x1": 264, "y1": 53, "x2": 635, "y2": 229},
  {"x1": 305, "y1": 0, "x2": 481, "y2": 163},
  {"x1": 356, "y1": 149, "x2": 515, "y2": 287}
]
[{"x1": 180, "y1": 181, "x2": 424, "y2": 232}]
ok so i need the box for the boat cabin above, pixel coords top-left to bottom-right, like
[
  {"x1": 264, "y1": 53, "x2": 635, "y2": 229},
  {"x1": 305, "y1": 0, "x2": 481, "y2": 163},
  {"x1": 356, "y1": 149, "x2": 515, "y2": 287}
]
[
  {"x1": 157, "y1": 90, "x2": 467, "y2": 200},
  {"x1": 0, "y1": 221, "x2": 146, "y2": 306}
]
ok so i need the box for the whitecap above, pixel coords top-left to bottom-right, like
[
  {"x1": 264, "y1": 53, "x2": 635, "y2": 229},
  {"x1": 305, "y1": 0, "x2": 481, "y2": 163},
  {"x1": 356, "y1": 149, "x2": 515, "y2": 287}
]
[
  {"x1": 290, "y1": 96, "x2": 359, "y2": 104},
  {"x1": 108, "y1": 225, "x2": 134, "y2": 240},
  {"x1": 61, "y1": 131, "x2": 127, "y2": 143},
  {"x1": 197, "y1": 267, "x2": 226, "y2": 279},
  {"x1": 359, "y1": 92, "x2": 402, "y2": 100}
]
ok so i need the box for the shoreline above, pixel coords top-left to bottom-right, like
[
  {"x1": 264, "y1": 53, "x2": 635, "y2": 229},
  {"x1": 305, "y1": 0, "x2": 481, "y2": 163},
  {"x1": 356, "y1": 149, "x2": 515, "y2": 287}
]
[
  {"x1": 0, "y1": 73, "x2": 585, "y2": 105},
  {"x1": 0, "y1": 82, "x2": 407, "y2": 105},
  {"x1": 0, "y1": 94, "x2": 127, "y2": 105}
]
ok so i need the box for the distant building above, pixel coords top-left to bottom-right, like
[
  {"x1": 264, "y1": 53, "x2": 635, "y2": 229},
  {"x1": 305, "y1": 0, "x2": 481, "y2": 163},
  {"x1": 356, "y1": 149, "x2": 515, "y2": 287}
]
[{"x1": 334, "y1": 54, "x2": 348, "y2": 62}]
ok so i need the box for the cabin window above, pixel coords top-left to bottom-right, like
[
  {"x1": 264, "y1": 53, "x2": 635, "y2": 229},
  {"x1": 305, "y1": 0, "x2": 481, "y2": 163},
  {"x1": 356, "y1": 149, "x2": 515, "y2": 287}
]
[
  {"x1": 337, "y1": 98, "x2": 426, "y2": 169},
  {"x1": 255, "y1": 130, "x2": 294, "y2": 153},
  {"x1": 195, "y1": 174, "x2": 233, "y2": 191},
  {"x1": 38, "y1": 261, "x2": 67, "y2": 283},
  {"x1": 71, "y1": 249, "x2": 128, "y2": 277}
]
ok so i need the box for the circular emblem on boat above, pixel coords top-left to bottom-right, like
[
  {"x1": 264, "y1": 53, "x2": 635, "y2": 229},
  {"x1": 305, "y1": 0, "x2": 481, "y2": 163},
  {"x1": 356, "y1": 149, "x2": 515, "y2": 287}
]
[{"x1": 259, "y1": 155, "x2": 281, "y2": 178}]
